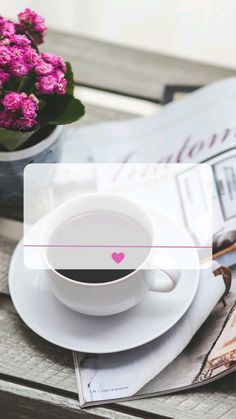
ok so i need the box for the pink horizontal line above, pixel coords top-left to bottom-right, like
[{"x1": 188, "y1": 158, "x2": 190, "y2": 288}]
[{"x1": 24, "y1": 244, "x2": 212, "y2": 249}]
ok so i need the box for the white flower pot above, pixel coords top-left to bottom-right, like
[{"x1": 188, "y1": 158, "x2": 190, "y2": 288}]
[{"x1": 0, "y1": 125, "x2": 63, "y2": 220}]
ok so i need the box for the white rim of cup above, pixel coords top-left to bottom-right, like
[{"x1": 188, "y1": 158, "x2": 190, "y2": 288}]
[{"x1": 41, "y1": 192, "x2": 155, "y2": 287}]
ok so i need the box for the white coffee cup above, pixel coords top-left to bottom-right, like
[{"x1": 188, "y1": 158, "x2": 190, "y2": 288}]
[{"x1": 41, "y1": 193, "x2": 180, "y2": 316}]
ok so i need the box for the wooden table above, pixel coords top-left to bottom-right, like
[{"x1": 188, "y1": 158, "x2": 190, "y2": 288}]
[{"x1": 0, "y1": 31, "x2": 236, "y2": 419}]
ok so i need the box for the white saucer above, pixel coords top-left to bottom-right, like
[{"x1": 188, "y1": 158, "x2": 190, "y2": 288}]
[{"x1": 9, "y1": 241, "x2": 199, "y2": 353}]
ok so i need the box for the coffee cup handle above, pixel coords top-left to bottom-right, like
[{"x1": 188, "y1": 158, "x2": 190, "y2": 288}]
[{"x1": 146, "y1": 269, "x2": 180, "y2": 292}]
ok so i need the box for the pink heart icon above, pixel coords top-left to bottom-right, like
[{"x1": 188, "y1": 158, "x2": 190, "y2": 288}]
[{"x1": 111, "y1": 252, "x2": 125, "y2": 264}]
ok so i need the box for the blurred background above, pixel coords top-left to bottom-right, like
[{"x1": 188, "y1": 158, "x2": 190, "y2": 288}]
[{"x1": 2, "y1": 0, "x2": 236, "y2": 69}]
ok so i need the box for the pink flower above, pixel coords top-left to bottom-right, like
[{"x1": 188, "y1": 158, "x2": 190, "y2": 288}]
[
  {"x1": 18, "y1": 8, "x2": 46, "y2": 33},
  {"x1": 17, "y1": 8, "x2": 33, "y2": 22},
  {"x1": 11, "y1": 34, "x2": 31, "y2": 47},
  {"x1": 35, "y1": 60, "x2": 54, "y2": 75},
  {"x1": 0, "y1": 45, "x2": 11, "y2": 65},
  {"x1": 54, "y1": 69, "x2": 67, "y2": 94},
  {"x1": 21, "y1": 97, "x2": 38, "y2": 119},
  {"x1": 14, "y1": 117, "x2": 37, "y2": 130},
  {"x1": 0, "y1": 70, "x2": 10, "y2": 87},
  {"x1": 0, "y1": 111, "x2": 16, "y2": 129},
  {"x1": 33, "y1": 14, "x2": 46, "y2": 33},
  {"x1": 0, "y1": 38, "x2": 10, "y2": 46},
  {"x1": 0, "y1": 91, "x2": 39, "y2": 131},
  {"x1": 24, "y1": 47, "x2": 40, "y2": 67},
  {"x1": 41, "y1": 53, "x2": 66, "y2": 71},
  {"x1": 0, "y1": 19, "x2": 16, "y2": 37},
  {"x1": 29, "y1": 93, "x2": 39, "y2": 104},
  {"x1": 18, "y1": 8, "x2": 46, "y2": 45},
  {"x1": 41, "y1": 52, "x2": 60, "y2": 66},
  {"x1": 35, "y1": 70, "x2": 67, "y2": 95},
  {"x1": 0, "y1": 10, "x2": 75, "y2": 132},
  {"x1": 10, "y1": 45, "x2": 25, "y2": 60},
  {"x1": 57, "y1": 77, "x2": 67, "y2": 95},
  {"x1": 58, "y1": 56, "x2": 66, "y2": 72},
  {"x1": 36, "y1": 74, "x2": 58, "y2": 94},
  {"x1": 54, "y1": 68, "x2": 64, "y2": 81},
  {"x1": 2, "y1": 92, "x2": 22, "y2": 112},
  {"x1": 10, "y1": 60, "x2": 29, "y2": 77}
]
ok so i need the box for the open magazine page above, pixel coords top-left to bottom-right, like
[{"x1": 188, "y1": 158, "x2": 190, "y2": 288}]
[
  {"x1": 74, "y1": 266, "x2": 235, "y2": 407},
  {"x1": 62, "y1": 77, "x2": 236, "y2": 262},
  {"x1": 139, "y1": 268, "x2": 236, "y2": 394},
  {"x1": 68, "y1": 78, "x2": 236, "y2": 407}
]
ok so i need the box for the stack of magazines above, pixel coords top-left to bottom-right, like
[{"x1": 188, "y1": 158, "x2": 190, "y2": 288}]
[{"x1": 60, "y1": 78, "x2": 236, "y2": 407}]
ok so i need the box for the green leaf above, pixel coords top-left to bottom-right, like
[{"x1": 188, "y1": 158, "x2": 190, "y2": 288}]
[
  {"x1": 4, "y1": 77, "x2": 19, "y2": 92},
  {"x1": 0, "y1": 127, "x2": 36, "y2": 151},
  {"x1": 65, "y1": 62, "x2": 75, "y2": 95},
  {"x1": 41, "y1": 95, "x2": 85, "y2": 125},
  {"x1": 38, "y1": 99, "x2": 47, "y2": 111},
  {"x1": 18, "y1": 76, "x2": 30, "y2": 92},
  {"x1": 49, "y1": 97, "x2": 85, "y2": 125}
]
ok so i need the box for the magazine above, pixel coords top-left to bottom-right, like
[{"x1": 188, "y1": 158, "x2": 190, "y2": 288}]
[
  {"x1": 67, "y1": 78, "x2": 236, "y2": 406},
  {"x1": 62, "y1": 77, "x2": 236, "y2": 264},
  {"x1": 74, "y1": 265, "x2": 235, "y2": 407}
]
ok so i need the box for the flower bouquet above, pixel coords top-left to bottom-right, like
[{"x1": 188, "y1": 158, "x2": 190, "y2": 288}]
[
  {"x1": 0, "y1": 8, "x2": 84, "y2": 151},
  {"x1": 0, "y1": 8, "x2": 85, "y2": 219}
]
